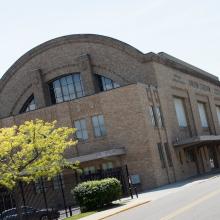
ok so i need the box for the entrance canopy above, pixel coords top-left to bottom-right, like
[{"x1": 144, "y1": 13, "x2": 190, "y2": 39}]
[
  {"x1": 67, "y1": 148, "x2": 126, "y2": 163},
  {"x1": 173, "y1": 135, "x2": 220, "y2": 148}
]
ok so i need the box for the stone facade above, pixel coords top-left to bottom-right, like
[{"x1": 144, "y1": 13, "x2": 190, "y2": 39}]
[{"x1": 1, "y1": 34, "x2": 220, "y2": 205}]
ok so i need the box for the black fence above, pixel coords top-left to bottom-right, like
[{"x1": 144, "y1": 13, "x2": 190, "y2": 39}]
[{"x1": 0, "y1": 166, "x2": 133, "y2": 220}]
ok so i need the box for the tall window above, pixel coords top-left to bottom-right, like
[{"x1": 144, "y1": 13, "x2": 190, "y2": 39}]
[
  {"x1": 164, "y1": 143, "x2": 173, "y2": 167},
  {"x1": 84, "y1": 166, "x2": 96, "y2": 174},
  {"x1": 102, "y1": 162, "x2": 113, "y2": 170},
  {"x1": 20, "y1": 95, "x2": 36, "y2": 113},
  {"x1": 74, "y1": 119, "x2": 88, "y2": 141},
  {"x1": 149, "y1": 106, "x2": 157, "y2": 127},
  {"x1": 34, "y1": 178, "x2": 47, "y2": 194},
  {"x1": 92, "y1": 115, "x2": 106, "y2": 137},
  {"x1": 157, "y1": 143, "x2": 165, "y2": 168},
  {"x1": 174, "y1": 97, "x2": 187, "y2": 127},
  {"x1": 185, "y1": 149, "x2": 195, "y2": 163},
  {"x1": 53, "y1": 174, "x2": 65, "y2": 190},
  {"x1": 155, "y1": 106, "x2": 164, "y2": 127},
  {"x1": 198, "y1": 102, "x2": 209, "y2": 128},
  {"x1": 49, "y1": 73, "x2": 84, "y2": 104},
  {"x1": 97, "y1": 75, "x2": 120, "y2": 91},
  {"x1": 216, "y1": 106, "x2": 220, "y2": 125}
]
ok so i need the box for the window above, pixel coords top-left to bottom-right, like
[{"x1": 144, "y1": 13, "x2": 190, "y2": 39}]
[
  {"x1": 216, "y1": 106, "x2": 220, "y2": 125},
  {"x1": 97, "y1": 75, "x2": 120, "y2": 91},
  {"x1": 185, "y1": 149, "x2": 195, "y2": 163},
  {"x1": 53, "y1": 174, "x2": 65, "y2": 190},
  {"x1": 102, "y1": 162, "x2": 113, "y2": 170},
  {"x1": 198, "y1": 102, "x2": 209, "y2": 128},
  {"x1": 49, "y1": 73, "x2": 84, "y2": 104},
  {"x1": 92, "y1": 115, "x2": 106, "y2": 137},
  {"x1": 164, "y1": 143, "x2": 173, "y2": 167},
  {"x1": 20, "y1": 95, "x2": 36, "y2": 113},
  {"x1": 74, "y1": 119, "x2": 88, "y2": 141},
  {"x1": 174, "y1": 97, "x2": 187, "y2": 127},
  {"x1": 157, "y1": 143, "x2": 165, "y2": 168},
  {"x1": 83, "y1": 166, "x2": 96, "y2": 175},
  {"x1": 155, "y1": 106, "x2": 164, "y2": 127},
  {"x1": 149, "y1": 106, "x2": 157, "y2": 126},
  {"x1": 34, "y1": 178, "x2": 47, "y2": 194}
]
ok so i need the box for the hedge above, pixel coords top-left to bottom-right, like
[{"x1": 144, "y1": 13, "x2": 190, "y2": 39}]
[{"x1": 72, "y1": 178, "x2": 122, "y2": 211}]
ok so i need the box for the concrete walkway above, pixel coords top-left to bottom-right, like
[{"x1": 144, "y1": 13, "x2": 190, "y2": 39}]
[{"x1": 80, "y1": 172, "x2": 220, "y2": 220}]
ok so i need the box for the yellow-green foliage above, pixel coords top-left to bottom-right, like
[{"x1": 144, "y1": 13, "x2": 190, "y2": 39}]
[{"x1": 0, "y1": 119, "x2": 77, "y2": 189}]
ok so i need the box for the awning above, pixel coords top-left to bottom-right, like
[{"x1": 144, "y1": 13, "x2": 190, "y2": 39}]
[
  {"x1": 173, "y1": 135, "x2": 220, "y2": 148},
  {"x1": 67, "y1": 148, "x2": 126, "y2": 163}
]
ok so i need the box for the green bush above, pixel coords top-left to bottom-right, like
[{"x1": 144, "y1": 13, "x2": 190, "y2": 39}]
[{"x1": 72, "y1": 178, "x2": 122, "y2": 211}]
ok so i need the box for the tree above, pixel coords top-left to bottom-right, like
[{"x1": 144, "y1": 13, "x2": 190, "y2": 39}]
[{"x1": 0, "y1": 119, "x2": 78, "y2": 218}]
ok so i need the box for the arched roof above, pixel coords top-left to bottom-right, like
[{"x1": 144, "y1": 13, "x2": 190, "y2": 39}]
[
  {"x1": 0, "y1": 34, "x2": 219, "y2": 90},
  {"x1": 0, "y1": 34, "x2": 155, "y2": 92}
]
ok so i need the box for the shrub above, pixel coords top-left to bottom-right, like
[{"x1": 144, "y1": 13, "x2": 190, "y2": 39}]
[{"x1": 72, "y1": 178, "x2": 122, "y2": 211}]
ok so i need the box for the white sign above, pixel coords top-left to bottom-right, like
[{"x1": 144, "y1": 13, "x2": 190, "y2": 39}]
[{"x1": 130, "y1": 175, "x2": 141, "y2": 185}]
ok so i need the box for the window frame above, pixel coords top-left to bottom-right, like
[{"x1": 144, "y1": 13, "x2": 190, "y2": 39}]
[
  {"x1": 34, "y1": 178, "x2": 47, "y2": 194},
  {"x1": 149, "y1": 105, "x2": 157, "y2": 127},
  {"x1": 19, "y1": 95, "x2": 36, "y2": 113},
  {"x1": 197, "y1": 102, "x2": 209, "y2": 128},
  {"x1": 97, "y1": 74, "x2": 120, "y2": 91},
  {"x1": 53, "y1": 173, "x2": 65, "y2": 190},
  {"x1": 155, "y1": 106, "x2": 164, "y2": 128},
  {"x1": 49, "y1": 73, "x2": 84, "y2": 104},
  {"x1": 173, "y1": 97, "x2": 188, "y2": 128},
  {"x1": 157, "y1": 143, "x2": 166, "y2": 168},
  {"x1": 74, "y1": 118, "x2": 89, "y2": 141},
  {"x1": 216, "y1": 105, "x2": 220, "y2": 126},
  {"x1": 92, "y1": 114, "x2": 107, "y2": 137}
]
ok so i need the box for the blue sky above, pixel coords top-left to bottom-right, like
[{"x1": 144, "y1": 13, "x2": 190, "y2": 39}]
[{"x1": 1, "y1": 0, "x2": 220, "y2": 78}]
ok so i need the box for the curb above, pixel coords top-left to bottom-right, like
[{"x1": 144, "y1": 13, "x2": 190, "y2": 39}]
[{"x1": 95, "y1": 200, "x2": 151, "y2": 220}]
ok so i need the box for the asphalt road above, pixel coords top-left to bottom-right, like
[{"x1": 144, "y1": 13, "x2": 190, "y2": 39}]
[{"x1": 107, "y1": 174, "x2": 220, "y2": 220}]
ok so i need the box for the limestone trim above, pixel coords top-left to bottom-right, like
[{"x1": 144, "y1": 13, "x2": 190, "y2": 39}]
[
  {"x1": 67, "y1": 148, "x2": 126, "y2": 163},
  {"x1": 174, "y1": 135, "x2": 220, "y2": 147}
]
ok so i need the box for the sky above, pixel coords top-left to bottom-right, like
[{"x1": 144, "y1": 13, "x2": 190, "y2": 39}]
[{"x1": 1, "y1": 0, "x2": 220, "y2": 78}]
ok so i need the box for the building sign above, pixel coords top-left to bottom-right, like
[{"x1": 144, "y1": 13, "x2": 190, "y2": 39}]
[{"x1": 130, "y1": 175, "x2": 141, "y2": 185}]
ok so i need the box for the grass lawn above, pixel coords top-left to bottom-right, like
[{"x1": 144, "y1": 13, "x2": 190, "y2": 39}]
[
  {"x1": 66, "y1": 211, "x2": 97, "y2": 220},
  {"x1": 65, "y1": 203, "x2": 123, "y2": 219}
]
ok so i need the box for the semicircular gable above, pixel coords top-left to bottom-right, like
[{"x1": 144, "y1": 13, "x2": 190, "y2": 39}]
[
  {"x1": 0, "y1": 34, "x2": 156, "y2": 118},
  {"x1": 0, "y1": 34, "x2": 146, "y2": 92}
]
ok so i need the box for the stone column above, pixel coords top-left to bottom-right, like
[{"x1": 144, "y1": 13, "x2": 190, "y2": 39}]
[
  {"x1": 76, "y1": 54, "x2": 96, "y2": 96},
  {"x1": 30, "y1": 69, "x2": 48, "y2": 108},
  {"x1": 207, "y1": 95, "x2": 219, "y2": 135},
  {"x1": 188, "y1": 91, "x2": 201, "y2": 136}
]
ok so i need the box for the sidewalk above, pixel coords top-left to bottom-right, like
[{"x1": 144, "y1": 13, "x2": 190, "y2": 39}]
[{"x1": 80, "y1": 172, "x2": 220, "y2": 220}]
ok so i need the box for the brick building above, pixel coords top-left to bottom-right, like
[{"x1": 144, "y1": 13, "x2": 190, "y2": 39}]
[{"x1": 1, "y1": 34, "x2": 220, "y2": 208}]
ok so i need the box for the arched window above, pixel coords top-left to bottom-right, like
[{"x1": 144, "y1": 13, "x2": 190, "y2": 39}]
[
  {"x1": 97, "y1": 75, "x2": 120, "y2": 91},
  {"x1": 20, "y1": 95, "x2": 36, "y2": 113},
  {"x1": 49, "y1": 73, "x2": 84, "y2": 104}
]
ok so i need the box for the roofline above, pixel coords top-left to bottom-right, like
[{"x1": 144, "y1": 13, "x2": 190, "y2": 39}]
[
  {"x1": 0, "y1": 34, "x2": 148, "y2": 92},
  {"x1": 0, "y1": 34, "x2": 219, "y2": 91},
  {"x1": 157, "y1": 52, "x2": 219, "y2": 84}
]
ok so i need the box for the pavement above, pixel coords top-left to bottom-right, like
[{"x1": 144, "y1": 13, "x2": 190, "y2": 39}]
[{"x1": 80, "y1": 171, "x2": 220, "y2": 220}]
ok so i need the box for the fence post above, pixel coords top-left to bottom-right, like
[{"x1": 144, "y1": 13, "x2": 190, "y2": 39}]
[
  {"x1": 125, "y1": 165, "x2": 133, "y2": 199},
  {"x1": 59, "y1": 174, "x2": 68, "y2": 217},
  {"x1": 75, "y1": 171, "x2": 79, "y2": 184},
  {"x1": 41, "y1": 177, "x2": 49, "y2": 216},
  {"x1": 69, "y1": 206, "x2": 73, "y2": 216},
  {"x1": 19, "y1": 181, "x2": 26, "y2": 206}
]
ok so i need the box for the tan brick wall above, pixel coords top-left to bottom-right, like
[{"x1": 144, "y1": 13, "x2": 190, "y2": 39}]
[{"x1": 1, "y1": 34, "x2": 220, "y2": 191}]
